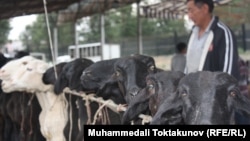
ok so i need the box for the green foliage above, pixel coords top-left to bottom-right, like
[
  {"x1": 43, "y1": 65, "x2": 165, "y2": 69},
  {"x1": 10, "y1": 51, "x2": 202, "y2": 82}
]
[
  {"x1": 81, "y1": 14, "x2": 100, "y2": 43},
  {"x1": 0, "y1": 20, "x2": 11, "y2": 45},
  {"x1": 20, "y1": 15, "x2": 48, "y2": 53},
  {"x1": 118, "y1": 6, "x2": 137, "y2": 38},
  {"x1": 20, "y1": 14, "x2": 75, "y2": 60},
  {"x1": 57, "y1": 22, "x2": 75, "y2": 53},
  {"x1": 20, "y1": 0, "x2": 250, "y2": 58},
  {"x1": 82, "y1": 5, "x2": 187, "y2": 43},
  {"x1": 214, "y1": 0, "x2": 250, "y2": 31}
]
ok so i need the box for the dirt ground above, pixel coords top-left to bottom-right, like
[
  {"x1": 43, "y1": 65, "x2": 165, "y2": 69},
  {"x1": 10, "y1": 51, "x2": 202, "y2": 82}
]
[
  {"x1": 153, "y1": 55, "x2": 173, "y2": 70},
  {"x1": 153, "y1": 51, "x2": 250, "y2": 71},
  {"x1": 239, "y1": 51, "x2": 250, "y2": 61}
]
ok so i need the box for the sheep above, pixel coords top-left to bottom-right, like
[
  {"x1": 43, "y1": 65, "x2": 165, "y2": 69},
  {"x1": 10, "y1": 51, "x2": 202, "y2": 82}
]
[{"x1": 0, "y1": 56, "x2": 68, "y2": 141}]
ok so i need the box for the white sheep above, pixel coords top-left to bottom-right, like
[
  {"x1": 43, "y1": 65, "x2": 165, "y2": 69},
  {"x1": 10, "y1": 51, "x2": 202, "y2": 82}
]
[{"x1": 0, "y1": 56, "x2": 68, "y2": 141}]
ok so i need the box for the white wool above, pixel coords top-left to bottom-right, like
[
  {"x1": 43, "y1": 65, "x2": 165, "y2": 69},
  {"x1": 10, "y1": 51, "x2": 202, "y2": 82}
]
[
  {"x1": 0, "y1": 56, "x2": 35, "y2": 80},
  {"x1": 0, "y1": 56, "x2": 68, "y2": 141}
]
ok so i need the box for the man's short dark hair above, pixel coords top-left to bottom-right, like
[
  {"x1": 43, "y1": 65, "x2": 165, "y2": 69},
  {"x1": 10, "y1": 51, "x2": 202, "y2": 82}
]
[
  {"x1": 186, "y1": 0, "x2": 214, "y2": 13},
  {"x1": 176, "y1": 42, "x2": 187, "y2": 53}
]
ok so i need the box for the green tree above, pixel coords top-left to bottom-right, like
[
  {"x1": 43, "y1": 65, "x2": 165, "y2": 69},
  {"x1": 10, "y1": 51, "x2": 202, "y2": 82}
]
[
  {"x1": 20, "y1": 14, "x2": 75, "y2": 60},
  {"x1": 0, "y1": 19, "x2": 11, "y2": 45},
  {"x1": 81, "y1": 3, "x2": 188, "y2": 43},
  {"x1": 20, "y1": 15, "x2": 49, "y2": 53},
  {"x1": 214, "y1": 0, "x2": 250, "y2": 31}
]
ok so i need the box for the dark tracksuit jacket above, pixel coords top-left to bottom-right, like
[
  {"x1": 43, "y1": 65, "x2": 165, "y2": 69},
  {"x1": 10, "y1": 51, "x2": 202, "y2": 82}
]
[{"x1": 186, "y1": 16, "x2": 240, "y2": 81}]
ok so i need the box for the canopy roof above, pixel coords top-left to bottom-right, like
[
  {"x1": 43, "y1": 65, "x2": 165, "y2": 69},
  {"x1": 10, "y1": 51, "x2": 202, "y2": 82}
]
[
  {"x1": 141, "y1": 0, "x2": 232, "y2": 20},
  {"x1": 0, "y1": 0, "x2": 232, "y2": 22},
  {"x1": 0, "y1": 0, "x2": 81, "y2": 20},
  {"x1": 0, "y1": 0, "x2": 139, "y2": 20},
  {"x1": 57, "y1": 0, "x2": 139, "y2": 24}
]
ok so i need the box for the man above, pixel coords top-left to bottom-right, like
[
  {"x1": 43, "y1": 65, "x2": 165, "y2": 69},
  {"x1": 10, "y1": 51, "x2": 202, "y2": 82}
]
[
  {"x1": 171, "y1": 42, "x2": 187, "y2": 73},
  {"x1": 185, "y1": 0, "x2": 240, "y2": 81}
]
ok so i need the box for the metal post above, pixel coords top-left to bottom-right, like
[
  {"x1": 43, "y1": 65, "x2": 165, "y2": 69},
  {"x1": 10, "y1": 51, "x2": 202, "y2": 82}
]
[
  {"x1": 75, "y1": 21, "x2": 79, "y2": 58},
  {"x1": 242, "y1": 23, "x2": 247, "y2": 52},
  {"x1": 100, "y1": 13, "x2": 105, "y2": 60},
  {"x1": 137, "y1": 0, "x2": 142, "y2": 54},
  {"x1": 53, "y1": 27, "x2": 58, "y2": 63}
]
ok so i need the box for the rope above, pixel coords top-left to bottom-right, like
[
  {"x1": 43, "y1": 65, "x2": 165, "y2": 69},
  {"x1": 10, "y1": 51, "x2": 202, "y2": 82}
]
[
  {"x1": 42, "y1": 0, "x2": 58, "y2": 79},
  {"x1": 27, "y1": 93, "x2": 35, "y2": 106},
  {"x1": 103, "y1": 106, "x2": 111, "y2": 124},
  {"x1": 92, "y1": 99, "x2": 111, "y2": 124},
  {"x1": 27, "y1": 94, "x2": 34, "y2": 136},
  {"x1": 68, "y1": 94, "x2": 72, "y2": 141},
  {"x1": 105, "y1": 106, "x2": 111, "y2": 124},
  {"x1": 29, "y1": 98, "x2": 34, "y2": 135},
  {"x1": 83, "y1": 94, "x2": 94, "y2": 125},
  {"x1": 63, "y1": 87, "x2": 152, "y2": 124},
  {"x1": 20, "y1": 93, "x2": 25, "y2": 135}
]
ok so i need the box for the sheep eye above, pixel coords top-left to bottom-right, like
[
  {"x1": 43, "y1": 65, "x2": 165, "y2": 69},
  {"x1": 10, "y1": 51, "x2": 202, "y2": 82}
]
[
  {"x1": 181, "y1": 90, "x2": 187, "y2": 97},
  {"x1": 229, "y1": 87, "x2": 240, "y2": 98},
  {"x1": 149, "y1": 65, "x2": 155, "y2": 71},
  {"x1": 115, "y1": 71, "x2": 120, "y2": 76},
  {"x1": 148, "y1": 84, "x2": 154, "y2": 89},
  {"x1": 22, "y1": 61, "x2": 28, "y2": 65},
  {"x1": 230, "y1": 91, "x2": 236, "y2": 97},
  {"x1": 27, "y1": 68, "x2": 33, "y2": 71},
  {"x1": 86, "y1": 72, "x2": 91, "y2": 77},
  {"x1": 82, "y1": 71, "x2": 91, "y2": 77}
]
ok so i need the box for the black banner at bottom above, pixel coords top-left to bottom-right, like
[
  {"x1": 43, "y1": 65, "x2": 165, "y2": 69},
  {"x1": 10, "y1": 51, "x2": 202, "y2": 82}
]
[{"x1": 84, "y1": 125, "x2": 250, "y2": 140}]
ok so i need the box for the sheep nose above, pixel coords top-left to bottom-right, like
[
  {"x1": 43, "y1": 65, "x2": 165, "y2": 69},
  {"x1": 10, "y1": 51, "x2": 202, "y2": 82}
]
[
  {"x1": 80, "y1": 77, "x2": 84, "y2": 83},
  {"x1": 1, "y1": 81, "x2": 5, "y2": 87},
  {"x1": 0, "y1": 70, "x2": 10, "y2": 80},
  {"x1": 129, "y1": 87, "x2": 140, "y2": 97},
  {"x1": 82, "y1": 71, "x2": 86, "y2": 76},
  {"x1": 198, "y1": 120, "x2": 212, "y2": 125},
  {"x1": 81, "y1": 71, "x2": 87, "y2": 79},
  {"x1": 0, "y1": 69, "x2": 5, "y2": 76}
]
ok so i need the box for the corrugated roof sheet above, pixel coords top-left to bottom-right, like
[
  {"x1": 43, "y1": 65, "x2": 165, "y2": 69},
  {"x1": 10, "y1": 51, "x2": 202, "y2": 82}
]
[
  {"x1": 57, "y1": 0, "x2": 139, "y2": 24},
  {"x1": 140, "y1": 0, "x2": 232, "y2": 20},
  {"x1": 0, "y1": 0, "x2": 81, "y2": 19},
  {"x1": 0, "y1": 0, "x2": 231, "y2": 22},
  {"x1": 0, "y1": 0, "x2": 139, "y2": 20}
]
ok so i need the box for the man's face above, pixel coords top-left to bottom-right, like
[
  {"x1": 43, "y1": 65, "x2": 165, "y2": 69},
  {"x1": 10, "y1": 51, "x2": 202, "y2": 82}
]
[{"x1": 187, "y1": 1, "x2": 207, "y2": 27}]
